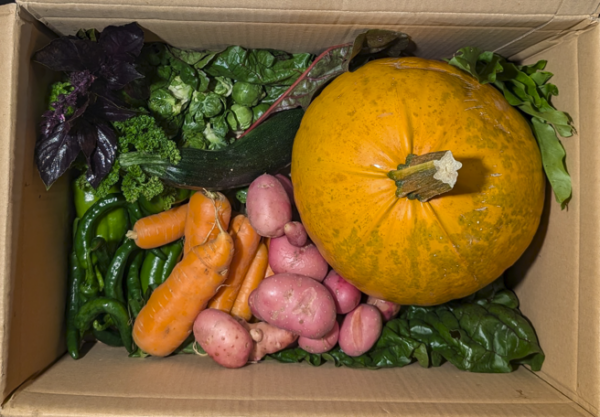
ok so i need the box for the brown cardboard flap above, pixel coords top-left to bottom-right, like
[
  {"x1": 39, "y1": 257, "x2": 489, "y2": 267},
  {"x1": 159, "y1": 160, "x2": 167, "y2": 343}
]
[
  {"x1": 506, "y1": 23, "x2": 600, "y2": 417},
  {"x1": 0, "y1": 3, "x2": 68, "y2": 404},
  {"x1": 16, "y1": 0, "x2": 600, "y2": 59},
  {"x1": 1, "y1": 343, "x2": 591, "y2": 417},
  {"x1": 16, "y1": 0, "x2": 600, "y2": 16},
  {"x1": 0, "y1": 2, "x2": 19, "y2": 403}
]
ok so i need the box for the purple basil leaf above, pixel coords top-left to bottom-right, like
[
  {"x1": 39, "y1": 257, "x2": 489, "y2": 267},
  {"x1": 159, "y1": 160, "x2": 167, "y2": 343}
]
[
  {"x1": 35, "y1": 123, "x2": 81, "y2": 189},
  {"x1": 33, "y1": 38, "x2": 103, "y2": 72},
  {"x1": 91, "y1": 96, "x2": 138, "y2": 122},
  {"x1": 99, "y1": 23, "x2": 145, "y2": 63},
  {"x1": 100, "y1": 60, "x2": 143, "y2": 90},
  {"x1": 73, "y1": 119, "x2": 98, "y2": 160},
  {"x1": 69, "y1": 70, "x2": 96, "y2": 93},
  {"x1": 86, "y1": 121, "x2": 118, "y2": 188}
]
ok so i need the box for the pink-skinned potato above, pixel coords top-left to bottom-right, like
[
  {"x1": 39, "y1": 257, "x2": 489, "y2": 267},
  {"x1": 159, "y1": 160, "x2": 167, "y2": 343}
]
[
  {"x1": 339, "y1": 304, "x2": 382, "y2": 357},
  {"x1": 323, "y1": 270, "x2": 362, "y2": 314},
  {"x1": 298, "y1": 321, "x2": 339, "y2": 354},
  {"x1": 193, "y1": 309, "x2": 253, "y2": 369},
  {"x1": 275, "y1": 173, "x2": 295, "y2": 206},
  {"x1": 269, "y1": 235, "x2": 328, "y2": 281},
  {"x1": 249, "y1": 273, "x2": 337, "y2": 339},
  {"x1": 284, "y1": 221, "x2": 308, "y2": 247},
  {"x1": 366, "y1": 296, "x2": 402, "y2": 322},
  {"x1": 247, "y1": 174, "x2": 292, "y2": 238},
  {"x1": 241, "y1": 320, "x2": 298, "y2": 361}
]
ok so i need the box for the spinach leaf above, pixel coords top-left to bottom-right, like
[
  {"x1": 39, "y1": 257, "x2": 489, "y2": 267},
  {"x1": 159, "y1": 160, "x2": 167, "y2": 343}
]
[
  {"x1": 268, "y1": 278, "x2": 544, "y2": 373},
  {"x1": 447, "y1": 47, "x2": 574, "y2": 208}
]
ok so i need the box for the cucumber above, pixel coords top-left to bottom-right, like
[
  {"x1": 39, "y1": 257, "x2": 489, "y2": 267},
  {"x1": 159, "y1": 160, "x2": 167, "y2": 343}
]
[{"x1": 119, "y1": 108, "x2": 304, "y2": 191}]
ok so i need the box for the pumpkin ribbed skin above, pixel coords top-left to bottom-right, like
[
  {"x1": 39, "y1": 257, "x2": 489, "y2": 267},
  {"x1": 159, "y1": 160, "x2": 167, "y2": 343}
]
[{"x1": 291, "y1": 57, "x2": 544, "y2": 306}]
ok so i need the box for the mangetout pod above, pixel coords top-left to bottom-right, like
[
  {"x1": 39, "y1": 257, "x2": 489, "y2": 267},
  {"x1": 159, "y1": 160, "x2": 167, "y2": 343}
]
[{"x1": 291, "y1": 57, "x2": 545, "y2": 306}]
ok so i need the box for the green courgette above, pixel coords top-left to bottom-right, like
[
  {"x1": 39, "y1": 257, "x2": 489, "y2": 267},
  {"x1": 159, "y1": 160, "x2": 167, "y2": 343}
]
[{"x1": 119, "y1": 109, "x2": 304, "y2": 191}]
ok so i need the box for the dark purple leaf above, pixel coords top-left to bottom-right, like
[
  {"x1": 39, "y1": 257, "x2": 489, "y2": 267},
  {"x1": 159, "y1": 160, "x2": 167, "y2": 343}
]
[
  {"x1": 69, "y1": 70, "x2": 96, "y2": 92},
  {"x1": 99, "y1": 23, "x2": 144, "y2": 63},
  {"x1": 100, "y1": 60, "x2": 143, "y2": 90},
  {"x1": 33, "y1": 37, "x2": 103, "y2": 72},
  {"x1": 35, "y1": 123, "x2": 81, "y2": 189},
  {"x1": 90, "y1": 96, "x2": 138, "y2": 122},
  {"x1": 74, "y1": 119, "x2": 97, "y2": 160},
  {"x1": 86, "y1": 122, "x2": 118, "y2": 188}
]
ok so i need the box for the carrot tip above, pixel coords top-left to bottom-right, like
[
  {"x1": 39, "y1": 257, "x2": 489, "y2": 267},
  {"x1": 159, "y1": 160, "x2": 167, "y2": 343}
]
[{"x1": 126, "y1": 230, "x2": 137, "y2": 240}]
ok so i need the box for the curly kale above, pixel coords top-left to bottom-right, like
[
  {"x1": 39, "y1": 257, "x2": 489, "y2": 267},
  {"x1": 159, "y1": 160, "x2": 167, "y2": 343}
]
[{"x1": 81, "y1": 114, "x2": 181, "y2": 205}]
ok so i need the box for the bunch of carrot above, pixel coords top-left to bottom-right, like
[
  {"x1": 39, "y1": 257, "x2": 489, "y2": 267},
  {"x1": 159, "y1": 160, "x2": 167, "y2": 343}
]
[{"x1": 130, "y1": 190, "x2": 269, "y2": 357}]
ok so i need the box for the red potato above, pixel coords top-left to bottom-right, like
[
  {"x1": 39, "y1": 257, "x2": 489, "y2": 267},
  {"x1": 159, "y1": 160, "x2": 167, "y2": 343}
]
[
  {"x1": 269, "y1": 235, "x2": 328, "y2": 281},
  {"x1": 249, "y1": 273, "x2": 337, "y2": 339},
  {"x1": 241, "y1": 321, "x2": 298, "y2": 361},
  {"x1": 193, "y1": 309, "x2": 253, "y2": 369},
  {"x1": 323, "y1": 270, "x2": 362, "y2": 314},
  {"x1": 283, "y1": 221, "x2": 308, "y2": 247},
  {"x1": 275, "y1": 173, "x2": 295, "y2": 206},
  {"x1": 367, "y1": 296, "x2": 402, "y2": 322},
  {"x1": 247, "y1": 174, "x2": 292, "y2": 238},
  {"x1": 339, "y1": 304, "x2": 383, "y2": 357},
  {"x1": 298, "y1": 321, "x2": 339, "y2": 354}
]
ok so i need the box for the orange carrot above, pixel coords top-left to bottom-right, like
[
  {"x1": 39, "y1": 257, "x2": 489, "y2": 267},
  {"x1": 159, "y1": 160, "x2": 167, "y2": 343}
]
[
  {"x1": 231, "y1": 241, "x2": 269, "y2": 321},
  {"x1": 133, "y1": 195, "x2": 234, "y2": 357},
  {"x1": 183, "y1": 190, "x2": 231, "y2": 255},
  {"x1": 126, "y1": 204, "x2": 188, "y2": 249},
  {"x1": 208, "y1": 214, "x2": 261, "y2": 312}
]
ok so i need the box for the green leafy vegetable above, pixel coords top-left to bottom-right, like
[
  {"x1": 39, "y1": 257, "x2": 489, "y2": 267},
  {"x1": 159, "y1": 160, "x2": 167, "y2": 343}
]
[
  {"x1": 205, "y1": 46, "x2": 312, "y2": 85},
  {"x1": 227, "y1": 104, "x2": 253, "y2": 131},
  {"x1": 85, "y1": 114, "x2": 181, "y2": 206},
  {"x1": 232, "y1": 81, "x2": 265, "y2": 107},
  {"x1": 447, "y1": 47, "x2": 574, "y2": 208},
  {"x1": 269, "y1": 278, "x2": 544, "y2": 373}
]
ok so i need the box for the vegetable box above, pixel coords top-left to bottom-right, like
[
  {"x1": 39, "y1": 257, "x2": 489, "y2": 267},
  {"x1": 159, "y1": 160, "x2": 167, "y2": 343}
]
[{"x1": 1, "y1": 1, "x2": 600, "y2": 416}]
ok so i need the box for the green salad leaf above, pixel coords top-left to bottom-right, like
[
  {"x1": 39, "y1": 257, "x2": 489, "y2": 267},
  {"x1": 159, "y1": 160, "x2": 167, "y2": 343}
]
[
  {"x1": 269, "y1": 278, "x2": 544, "y2": 373},
  {"x1": 447, "y1": 47, "x2": 574, "y2": 208}
]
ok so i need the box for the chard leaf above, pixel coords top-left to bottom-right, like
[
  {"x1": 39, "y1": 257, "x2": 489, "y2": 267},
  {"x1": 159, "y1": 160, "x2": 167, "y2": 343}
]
[
  {"x1": 447, "y1": 47, "x2": 575, "y2": 208},
  {"x1": 269, "y1": 278, "x2": 543, "y2": 373}
]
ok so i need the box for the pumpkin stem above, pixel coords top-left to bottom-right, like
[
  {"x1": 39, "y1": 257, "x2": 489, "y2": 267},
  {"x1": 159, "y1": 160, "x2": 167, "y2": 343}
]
[{"x1": 387, "y1": 151, "x2": 462, "y2": 202}]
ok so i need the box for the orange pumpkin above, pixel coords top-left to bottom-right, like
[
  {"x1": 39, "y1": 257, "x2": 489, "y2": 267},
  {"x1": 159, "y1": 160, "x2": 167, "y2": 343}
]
[{"x1": 291, "y1": 57, "x2": 545, "y2": 306}]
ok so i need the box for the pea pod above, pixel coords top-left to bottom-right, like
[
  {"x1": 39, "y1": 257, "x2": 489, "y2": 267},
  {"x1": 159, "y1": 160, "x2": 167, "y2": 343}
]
[
  {"x1": 75, "y1": 297, "x2": 135, "y2": 353},
  {"x1": 75, "y1": 194, "x2": 128, "y2": 281},
  {"x1": 93, "y1": 328, "x2": 124, "y2": 347},
  {"x1": 159, "y1": 240, "x2": 184, "y2": 284},
  {"x1": 104, "y1": 239, "x2": 139, "y2": 304},
  {"x1": 67, "y1": 251, "x2": 84, "y2": 360},
  {"x1": 140, "y1": 251, "x2": 166, "y2": 295},
  {"x1": 126, "y1": 251, "x2": 145, "y2": 318}
]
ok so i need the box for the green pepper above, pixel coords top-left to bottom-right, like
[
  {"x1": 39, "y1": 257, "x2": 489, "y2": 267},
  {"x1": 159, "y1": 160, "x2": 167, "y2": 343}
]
[
  {"x1": 74, "y1": 297, "x2": 135, "y2": 353},
  {"x1": 160, "y1": 240, "x2": 184, "y2": 284},
  {"x1": 126, "y1": 251, "x2": 146, "y2": 318},
  {"x1": 66, "y1": 250, "x2": 84, "y2": 360},
  {"x1": 104, "y1": 239, "x2": 139, "y2": 304},
  {"x1": 140, "y1": 251, "x2": 166, "y2": 296},
  {"x1": 73, "y1": 179, "x2": 128, "y2": 254}
]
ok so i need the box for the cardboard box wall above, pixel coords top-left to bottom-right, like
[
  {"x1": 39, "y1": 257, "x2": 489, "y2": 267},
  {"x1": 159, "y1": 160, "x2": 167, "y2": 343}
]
[{"x1": 1, "y1": 1, "x2": 600, "y2": 415}]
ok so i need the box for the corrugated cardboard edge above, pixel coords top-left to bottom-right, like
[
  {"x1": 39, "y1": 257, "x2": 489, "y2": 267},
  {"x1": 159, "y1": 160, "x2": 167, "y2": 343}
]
[
  {"x1": 0, "y1": 3, "x2": 21, "y2": 404},
  {"x1": 513, "y1": 22, "x2": 600, "y2": 417}
]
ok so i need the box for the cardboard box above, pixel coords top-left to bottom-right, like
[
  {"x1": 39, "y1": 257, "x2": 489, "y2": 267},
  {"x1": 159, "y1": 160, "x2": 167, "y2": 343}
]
[{"x1": 1, "y1": 1, "x2": 599, "y2": 415}]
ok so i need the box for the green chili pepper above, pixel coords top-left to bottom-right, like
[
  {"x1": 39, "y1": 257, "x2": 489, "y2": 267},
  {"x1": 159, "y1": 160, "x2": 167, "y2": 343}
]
[
  {"x1": 104, "y1": 239, "x2": 139, "y2": 304},
  {"x1": 92, "y1": 315, "x2": 113, "y2": 331},
  {"x1": 89, "y1": 237, "x2": 111, "y2": 277},
  {"x1": 75, "y1": 194, "x2": 128, "y2": 285},
  {"x1": 160, "y1": 240, "x2": 183, "y2": 284},
  {"x1": 150, "y1": 248, "x2": 168, "y2": 261},
  {"x1": 93, "y1": 328, "x2": 124, "y2": 347},
  {"x1": 127, "y1": 251, "x2": 145, "y2": 318},
  {"x1": 127, "y1": 201, "x2": 144, "y2": 226},
  {"x1": 67, "y1": 251, "x2": 83, "y2": 360},
  {"x1": 75, "y1": 297, "x2": 135, "y2": 353},
  {"x1": 140, "y1": 250, "x2": 166, "y2": 296},
  {"x1": 73, "y1": 180, "x2": 128, "y2": 254}
]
